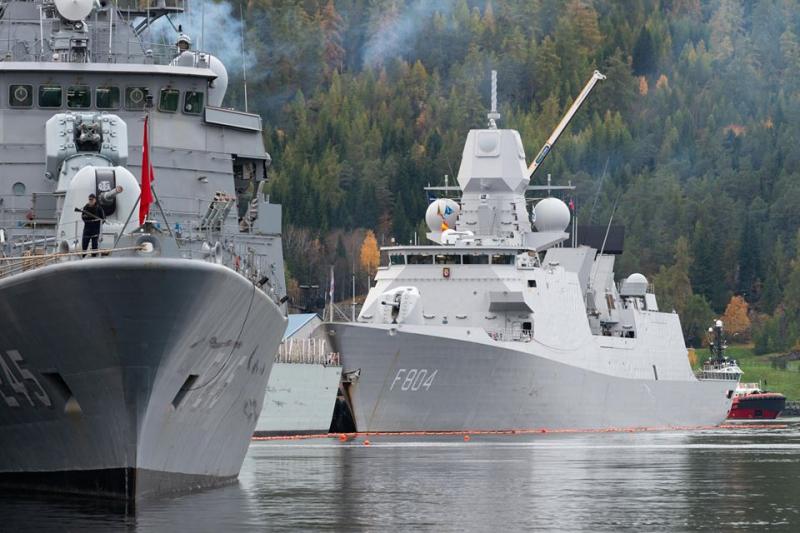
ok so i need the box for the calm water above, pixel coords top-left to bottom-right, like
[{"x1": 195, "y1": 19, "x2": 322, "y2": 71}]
[{"x1": 1, "y1": 420, "x2": 799, "y2": 532}]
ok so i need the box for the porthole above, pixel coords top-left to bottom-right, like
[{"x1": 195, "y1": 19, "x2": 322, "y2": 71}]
[
  {"x1": 9, "y1": 84, "x2": 32, "y2": 107},
  {"x1": 12, "y1": 182, "x2": 26, "y2": 196},
  {"x1": 125, "y1": 86, "x2": 148, "y2": 110}
]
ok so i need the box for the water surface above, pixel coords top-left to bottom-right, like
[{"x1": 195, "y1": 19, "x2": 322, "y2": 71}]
[{"x1": 1, "y1": 420, "x2": 798, "y2": 531}]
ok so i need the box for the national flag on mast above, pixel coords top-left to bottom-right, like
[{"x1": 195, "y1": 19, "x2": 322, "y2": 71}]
[{"x1": 138, "y1": 115, "x2": 155, "y2": 225}]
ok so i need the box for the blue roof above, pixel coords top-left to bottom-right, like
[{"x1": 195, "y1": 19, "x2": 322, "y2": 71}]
[{"x1": 284, "y1": 313, "x2": 319, "y2": 339}]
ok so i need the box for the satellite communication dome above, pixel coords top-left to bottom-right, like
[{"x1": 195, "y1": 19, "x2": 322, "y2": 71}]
[
  {"x1": 425, "y1": 198, "x2": 460, "y2": 232},
  {"x1": 533, "y1": 197, "x2": 570, "y2": 232},
  {"x1": 626, "y1": 273, "x2": 648, "y2": 286},
  {"x1": 55, "y1": 0, "x2": 93, "y2": 21},
  {"x1": 620, "y1": 272, "x2": 649, "y2": 297}
]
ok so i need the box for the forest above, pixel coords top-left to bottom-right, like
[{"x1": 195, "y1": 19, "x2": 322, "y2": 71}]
[{"x1": 182, "y1": 0, "x2": 800, "y2": 350}]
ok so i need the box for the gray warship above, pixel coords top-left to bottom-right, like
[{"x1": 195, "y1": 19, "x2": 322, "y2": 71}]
[
  {"x1": 325, "y1": 72, "x2": 742, "y2": 433},
  {"x1": 0, "y1": 0, "x2": 287, "y2": 498}
]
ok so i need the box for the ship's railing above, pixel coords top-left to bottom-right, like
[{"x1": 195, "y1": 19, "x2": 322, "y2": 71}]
[
  {"x1": 696, "y1": 361, "x2": 742, "y2": 381},
  {"x1": 0, "y1": 244, "x2": 146, "y2": 280},
  {"x1": 0, "y1": 37, "x2": 211, "y2": 66},
  {"x1": 485, "y1": 327, "x2": 533, "y2": 343},
  {"x1": 0, "y1": 194, "x2": 283, "y2": 297},
  {"x1": 115, "y1": 0, "x2": 186, "y2": 15},
  {"x1": 275, "y1": 338, "x2": 341, "y2": 366}
]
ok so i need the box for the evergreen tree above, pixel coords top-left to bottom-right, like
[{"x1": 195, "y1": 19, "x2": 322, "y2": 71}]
[{"x1": 632, "y1": 27, "x2": 657, "y2": 76}]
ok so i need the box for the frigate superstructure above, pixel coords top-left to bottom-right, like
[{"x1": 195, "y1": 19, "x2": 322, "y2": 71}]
[
  {"x1": 324, "y1": 72, "x2": 741, "y2": 433},
  {"x1": 0, "y1": 0, "x2": 287, "y2": 498}
]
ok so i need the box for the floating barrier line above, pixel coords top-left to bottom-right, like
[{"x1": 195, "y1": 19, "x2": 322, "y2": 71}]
[{"x1": 251, "y1": 423, "x2": 786, "y2": 442}]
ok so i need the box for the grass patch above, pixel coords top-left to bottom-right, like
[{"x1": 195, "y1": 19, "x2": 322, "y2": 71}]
[{"x1": 694, "y1": 345, "x2": 800, "y2": 401}]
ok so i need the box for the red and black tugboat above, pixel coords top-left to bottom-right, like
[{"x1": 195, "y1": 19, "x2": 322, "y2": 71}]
[{"x1": 728, "y1": 382, "x2": 787, "y2": 419}]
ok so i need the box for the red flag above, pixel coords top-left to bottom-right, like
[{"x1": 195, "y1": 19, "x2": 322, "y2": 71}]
[{"x1": 138, "y1": 115, "x2": 154, "y2": 225}]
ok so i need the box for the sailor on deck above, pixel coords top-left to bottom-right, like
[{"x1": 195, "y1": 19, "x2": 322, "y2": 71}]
[{"x1": 81, "y1": 193, "x2": 105, "y2": 257}]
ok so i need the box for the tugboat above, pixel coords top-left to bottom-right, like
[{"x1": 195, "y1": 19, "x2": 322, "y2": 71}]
[
  {"x1": 728, "y1": 382, "x2": 786, "y2": 419},
  {"x1": 696, "y1": 320, "x2": 744, "y2": 383}
]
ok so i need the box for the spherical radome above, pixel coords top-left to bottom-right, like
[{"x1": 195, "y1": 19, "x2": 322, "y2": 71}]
[
  {"x1": 425, "y1": 198, "x2": 460, "y2": 232},
  {"x1": 533, "y1": 197, "x2": 570, "y2": 232},
  {"x1": 626, "y1": 273, "x2": 648, "y2": 285}
]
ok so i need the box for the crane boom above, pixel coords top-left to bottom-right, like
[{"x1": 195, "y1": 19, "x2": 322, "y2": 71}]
[{"x1": 526, "y1": 70, "x2": 606, "y2": 179}]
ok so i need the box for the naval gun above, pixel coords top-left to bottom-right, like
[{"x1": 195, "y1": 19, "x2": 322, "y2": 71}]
[{"x1": 526, "y1": 70, "x2": 606, "y2": 178}]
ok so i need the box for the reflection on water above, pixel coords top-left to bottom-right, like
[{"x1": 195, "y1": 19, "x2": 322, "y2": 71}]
[{"x1": 1, "y1": 420, "x2": 799, "y2": 531}]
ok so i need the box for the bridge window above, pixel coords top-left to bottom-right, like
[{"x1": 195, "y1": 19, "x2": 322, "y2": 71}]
[
  {"x1": 491, "y1": 254, "x2": 515, "y2": 265},
  {"x1": 125, "y1": 87, "x2": 148, "y2": 110},
  {"x1": 183, "y1": 91, "x2": 204, "y2": 114},
  {"x1": 435, "y1": 254, "x2": 461, "y2": 265},
  {"x1": 407, "y1": 254, "x2": 433, "y2": 265},
  {"x1": 389, "y1": 255, "x2": 406, "y2": 266},
  {"x1": 159, "y1": 88, "x2": 180, "y2": 112},
  {"x1": 38, "y1": 85, "x2": 62, "y2": 108},
  {"x1": 96, "y1": 86, "x2": 120, "y2": 109},
  {"x1": 462, "y1": 254, "x2": 489, "y2": 264},
  {"x1": 9, "y1": 84, "x2": 33, "y2": 107},
  {"x1": 67, "y1": 85, "x2": 91, "y2": 109}
]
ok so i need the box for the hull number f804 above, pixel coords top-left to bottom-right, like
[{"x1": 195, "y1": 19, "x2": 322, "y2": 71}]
[{"x1": 390, "y1": 368, "x2": 438, "y2": 392}]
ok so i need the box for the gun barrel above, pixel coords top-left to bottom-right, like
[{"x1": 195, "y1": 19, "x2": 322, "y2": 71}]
[{"x1": 100, "y1": 186, "x2": 123, "y2": 203}]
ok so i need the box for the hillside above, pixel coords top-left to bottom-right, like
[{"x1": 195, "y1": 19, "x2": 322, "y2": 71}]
[{"x1": 181, "y1": 1, "x2": 800, "y2": 348}]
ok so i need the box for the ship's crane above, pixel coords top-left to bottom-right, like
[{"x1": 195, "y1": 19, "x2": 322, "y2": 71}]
[{"x1": 527, "y1": 70, "x2": 606, "y2": 179}]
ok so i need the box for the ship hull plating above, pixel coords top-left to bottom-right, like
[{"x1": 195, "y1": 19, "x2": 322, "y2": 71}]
[
  {"x1": 0, "y1": 258, "x2": 285, "y2": 499},
  {"x1": 330, "y1": 324, "x2": 737, "y2": 432}
]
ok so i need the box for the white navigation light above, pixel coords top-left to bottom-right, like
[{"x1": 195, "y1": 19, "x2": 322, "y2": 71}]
[
  {"x1": 55, "y1": 0, "x2": 93, "y2": 21},
  {"x1": 425, "y1": 198, "x2": 460, "y2": 233},
  {"x1": 533, "y1": 197, "x2": 570, "y2": 232}
]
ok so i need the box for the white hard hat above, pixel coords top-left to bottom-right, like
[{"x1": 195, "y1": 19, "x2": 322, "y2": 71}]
[{"x1": 176, "y1": 33, "x2": 192, "y2": 47}]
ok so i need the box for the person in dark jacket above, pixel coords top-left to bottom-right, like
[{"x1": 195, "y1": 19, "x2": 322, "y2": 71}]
[{"x1": 81, "y1": 193, "x2": 105, "y2": 257}]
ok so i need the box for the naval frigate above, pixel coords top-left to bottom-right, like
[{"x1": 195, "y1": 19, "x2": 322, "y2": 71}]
[
  {"x1": 0, "y1": 0, "x2": 287, "y2": 498},
  {"x1": 324, "y1": 71, "x2": 742, "y2": 433}
]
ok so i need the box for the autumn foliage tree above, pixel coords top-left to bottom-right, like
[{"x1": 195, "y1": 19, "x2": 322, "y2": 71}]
[
  {"x1": 359, "y1": 230, "x2": 380, "y2": 278},
  {"x1": 721, "y1": 295, "x2": 752, "y2": 342}
]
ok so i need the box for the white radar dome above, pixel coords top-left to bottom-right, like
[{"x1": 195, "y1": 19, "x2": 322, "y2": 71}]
[
  {"x1": 620, "y1": 272, "x2": 649, "y2": 297},
  {"x1": 206, "y1": 54, "x2": 229, "y2": 107},
  {"x1": 626, "y1": 273, "x2": 648, "y2": 286},
  {"x1": 533, "y1": 197, "x2": 570, "y2": 232},
  {"x1": 425, "y1": 198, "x2": 460, "y2": 233},
  {"x1": 171, "y1": 52, "x2": 229, "y2": 107},
  {"x1": 55, "y1": 0, "x2": 93, "y2": 21}
]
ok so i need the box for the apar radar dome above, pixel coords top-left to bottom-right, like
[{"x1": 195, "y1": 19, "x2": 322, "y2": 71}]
[
  {"x1": 425, "y1": 198, "x2": 460, "y2": 232},
  {"x1": 533, "y1": 197, "x2": 570, "y2": 232}
]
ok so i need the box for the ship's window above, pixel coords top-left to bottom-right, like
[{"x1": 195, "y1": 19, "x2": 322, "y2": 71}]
[
  {"x1": 96, "y1": 86, "x2": 120, "y2": 109},
  {"x1": 12, "y1": 182, "x2": 26, "y2": 195},
  {"x1": 435, "y1": 254, "x2": 461, "y2": 265},
  {"x1": 9, "y1": 84, "x2": 33, "y2": 107},
  {"x1": 389, "y1": 255, "x2": 406, "y2": 265},
  {"x1": 67, "y1": 85, "x2": 91, "y2": 109},
  {"x1": 183, "y1": 90, "x2": 204, "y2": 114},
  {"x1": 407, "y1": 254, "x2": 433, "y2": 265},
  {"x1": 528, "y1": 280, "x2": 537, "y2": 288},
  {"x1": 38, "y1": 85, "x2": 62, "y2": 108},
  {"x1": 125, "y1": 86, "x2": 148, "y2": 110},
  {"x1": 491, "y1": 254, "x2": 515, "y2": 265},
  {"x1": 463, "y1": 254, "x2": 489, "y2": 265},
  {"x1": 159, "y1": 88, "x2": 180, "y2": 112}
]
